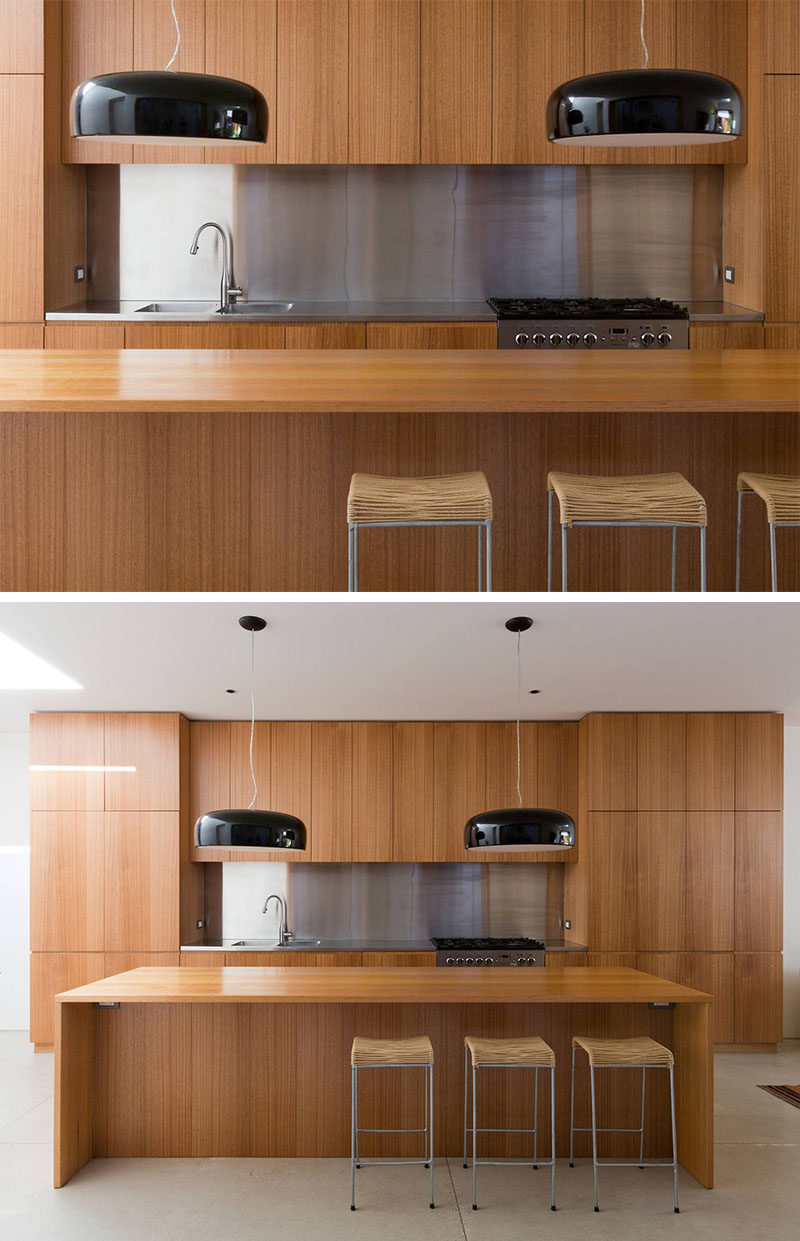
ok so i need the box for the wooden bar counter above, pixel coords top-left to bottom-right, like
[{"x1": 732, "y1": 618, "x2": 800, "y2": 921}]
[{"x1": 55, "y1": 966, "x2": 713, "y2": 1189}]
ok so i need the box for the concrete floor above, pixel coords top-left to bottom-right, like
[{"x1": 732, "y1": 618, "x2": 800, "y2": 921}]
[{"x1": 2, "y1": 1032, "x2": 800, "y2": 1240}]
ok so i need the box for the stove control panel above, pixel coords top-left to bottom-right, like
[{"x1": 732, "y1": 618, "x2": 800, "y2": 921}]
[
  {"x1": 498, "y1": 319, "x2": 688, "y2": 350},
  {"x1": 437, "y1": 949, "x2": 546, "y2": 967}
]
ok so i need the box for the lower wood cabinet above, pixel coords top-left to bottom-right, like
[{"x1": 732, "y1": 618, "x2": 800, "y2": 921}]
[
  {"x1": 366, "y1": 322, "x2": 495, "y2": 348},
  {"x1": 0, "y1": 324, "x2": 44, "y2": 347},
  {"x1": 689, "y1": 323, "x2": 764, "y2": 349},
  {"x1": 734, "y1": 952, "x2": 783, "y2": 1045},
  {"x1": 45, "y1": 323, "x2": 126, "y2": 349},
  {"x1": 179, "y1": 951, "x2": 437, "y2": 967},
  {"x1": 124, "y1": 323, "x2": 285, "y2": 349},
  {"x1": 285, "y1": 323, "x2": 366, "y2": 348}
]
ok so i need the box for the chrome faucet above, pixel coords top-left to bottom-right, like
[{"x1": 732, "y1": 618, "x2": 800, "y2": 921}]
[
  {"x1": 262, "y1": 893, "x2": 293, "y2": 946},
  {"x1": 189, "y1": 221, "x2": 242, "y2": 313}
]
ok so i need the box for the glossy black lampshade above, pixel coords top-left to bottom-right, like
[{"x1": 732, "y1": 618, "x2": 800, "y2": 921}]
[
  {"x1": 465, "y1": 808, "x2": 576, "y2": 852},
  {"x1": 196, "y1": 809, "x2": 307, "y2": 850},
  {"x1": 547, "y1": 69, "x2": 742, "y2": 146},
  {"x1": 71, "y1": 71, "x2": 267, "y2": 145}
]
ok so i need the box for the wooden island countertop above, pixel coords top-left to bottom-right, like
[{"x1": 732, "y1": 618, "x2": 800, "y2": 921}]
[{"x1": 1, "y1": 348, "x2": 799, "y2": 414}]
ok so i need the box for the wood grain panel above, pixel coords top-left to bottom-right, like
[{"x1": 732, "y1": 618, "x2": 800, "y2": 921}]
[
  {"x1": 32, "y1": 953, "x2": 105, "y2": 1046},
  {"x1": 674, "y1": 0, "x2": 748, "y2": 165},
  {"x1": 685, "y1": 813, "x2": 734, "y2": 951},
  {"x1": 0, "y1": 325, "x2": 44, "y2": 347},
  {"x1": 104, "y1": 813, "x2": 181, "y2": 951},
  {"x1": 392, "y1": 722, "x2": 433, "y2": 862},
  {"x1": 755, "y1": 0, "x2": 800, "y2": 71},
  {"x1": 30, "y1": 813, "x2": 105, "y2": 951},
  {"x1": 420, "y1": 0, "x2": 491, "y2": 162},
  {"x1": 0, "y1": 75, "x2": 42, "y2": 321},
  {"x1": 229, "y1": 720, "x2": 272, "y2": 810},
  {"x1": 42, "y1": 0, "x2": 87, "y2": 313},
  {"x1": 189, "y1": 720, "x2": 231, "y2": 829},
  {"x1": 734, "y1": 811, "x2": 783, "y2": 952},
  {"x1": 636, "y1": 951, "x2": 686, "y2": 985},
  {"x1": 223, "y1": 952, "x2": 321, "y2": 966},
  {"x1": 683, "y1": 951, "x2": 734, "y2": 1043},
  {"x1": 690, "y1": 322, "x2": 764, "y2": 349},
  {"x1": 29, "y1": 713, "x2": 105, "y2": 812},
  {"x1": 276, "y1": 0, "x2": 348, "y2": 162},
  {"x1": 46, "y1": 323, "x2": 127, "y2": 349},
  {"x1": 62, "y1": 0, "x2": 134, "y2": 163},
  {"x1": 311, "y1": 721, "x2": 352, "y2": 861},
  {"x1": 205, "y1": 0, "x2": 277, "y2": 164},
  {"x1": 637, "y1": 813, "x2": 686, "y2": 951},
  {"x1": 349, "y1": 0, "x2": 419, "y2": 162},
  {"x1": 270, "y1": 721, "x2": 311, "y2": 846},
  {"x1": 493, "y1": 0, "x2": 584, "y2": 163},
  {"x1": 0, "y1": 0, "x2": 43, "y2": 71},
  {"x1": 0, "y1": 412, "x2": 64, "y2": 589},
  {"x1": 685, "y1": 713, "x2": 734, "y2": 811},
  {"x1": 433, "y1": 721, "x2": 485, "y2": 862},
  {"x1": 124, "y1": 323, "x2": 285, "y2": 348},
  {"x1": 637, "y1": 714, "x2": 686, "y2": 811},
  {"x1": 132, "y1": 0, "x2": 205, "y2": 163},
  {"x1": 586, "y1": 813, "x2": 638, "y2": 950},
  {"x1": 284, "y1": 322, "x2": 366, "y2": 348},
  {"x1": 363, "y1": 953, "x2": 437, "y2": 967},
  {"x1": 735, "y1": 713, "x2": 784, "y2": 810},
  {"x1": 765, "y1": 324, "x2": 800, "y2": 349},
  {"x1": 734, "y1": 952, "x2": 783, "y2": 1044},
  {"x1": 104, "y1": 952, "x2": 180, "y2": 974},
  {"x1": 764, "y1": 77, "x2": 800, "y2": 318},
  {"x1": 365, "y1": 322, "x2": 495, "y2": 349},
  {"x1": 484, "y1": 722, "x2": 578, "y2": 863},
  {"x1": 104, "y1": 713, "x2": 181, "y2": 810},
  {"x1": 352, "y1": 721, "x2": 393, "y2": 862},
  {"x1": 54, "y1": 1000, "x2": 96, "y2": 1181},
  {"x1": 579, "y1": 714, "x2": 637, "y2": 810},
  {"x1": 180, "y1": 952, "x2": 223, "y2": 967}
]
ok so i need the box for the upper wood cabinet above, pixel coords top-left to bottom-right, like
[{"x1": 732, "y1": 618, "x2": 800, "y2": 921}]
[
  {"x1": 270, "y1": 720, "x2": 312, "y2": 838},
  {"x1": 30, "y1": 713, "x2": 105, "y2": 812},
  {"x1": 61, "y1": 0, "x2": 135, "y2": 163},
  {"x1": 349, "y1": 0, "x2": 419, "y2": 163},
  {"x1": 204, "y1": 0, "x2": 277, "y2": 164},
  {"x1": 685, "y1": 811, "x2": 734, "y2": 950},
  {"x1": 579, "y1": 713, "x2": 637, "y2": 811},
  {"x1": 420, "y1": 0, "x2": 492, "y2": 163},
  {"x1": 392, "y1": 721, "x2": 434, "y2": 862},
  {"x1": 104, "y1": 812, "x2": 181, "y2": 950},
  {"x1": 0, "y1": 0, "x2": 44, "y2": 72},
  {"x1": 674, "y1": 0, "x2": 747, "y2": 165},
  {"x1": 764, "y1": 75, "x2": 800, "y2": 322},
  {"x1": 754, "y1": 0, "x2": 800, "y2": 72},
  {"x1": 637, "y1": 714, "x2": 686, "y2": 811},
  {"x1": 685, "y1": 713, "x2": 735, "y2": 810},
  {"x1": 311, "y1": 721, "x2": 352, "y2": 861},
  {"x1": 30, "y1": 811, "x2": 105, "y2": 951},
  {"x1": 433, "y1": 721, "x2": 485, "y2": 861},
  {"x1": 485, "y1": 721, "x2": 578, "y2": 862},
  {"x1": 104, "y1": 713, "x2": 182, "y2": 810},
  {"x1": 0, "y1": 75, "x2": 43, "y2": 322},
  {"x1": 351, "y1": 722, "x2": 393, "y2": 862},
  {"x1": 636, "y1": 812, "x2": 685, "y2": 950},
  {"x1": 734, "y1": 713, "x2": 784, "y2": 810},
  {"x1": 230, "y1": 721, "x2": 272, "y2": 807},
  {"x1": 133, "y1": 0, "x2": 206, "y2": 163},
  {"x1": 276, "y1": 0, "x2": 348, "y2": 162}
]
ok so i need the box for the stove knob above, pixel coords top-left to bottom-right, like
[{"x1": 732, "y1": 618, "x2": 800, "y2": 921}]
[
  {"x1": 531, "y1": 332, "x2": 547, "y2": 347},
  {"x1": 566, "y1": 332, "x2": 580, "y2": 347},
  {"x1": 658, "y1": 331, "x2": 672, "y2": 347},
  {"x1": 517, "y1": 956, "x2": 527, "y2": 965},
  {"x1": 583, "y1": 332, "x2": 598, "y2": 347},
  {"x1": 549, "y1": 333, "x2": 563, "y2": 347},
  {"x1": 455, "y1": 957, "x2": 465, "y2": 965},
  {"x1": 641, "y1": 331, "x2": 655, "y2": 346},
  {"x1": 514, "y1": 332, "x2": 529, "y2": 347},
  {"x1": 446, "y1": 957, "x2": 455, "y2": 965}
]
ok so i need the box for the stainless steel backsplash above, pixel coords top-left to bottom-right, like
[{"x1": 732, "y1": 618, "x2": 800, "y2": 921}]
[
  {"x1": 213, "y1": 862, "x2": 564, "y2": 943},
  {"x1": 88, "y1": 164, "x2": 722, "y2": 303}
]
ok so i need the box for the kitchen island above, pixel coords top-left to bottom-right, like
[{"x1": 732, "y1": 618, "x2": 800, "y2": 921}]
[
  {"x1": 55, "y1": 966, "x2": 712, "y2": 1189},
  {"x1": 2, "y1": 348, "x2": 797, "y2": 591}
]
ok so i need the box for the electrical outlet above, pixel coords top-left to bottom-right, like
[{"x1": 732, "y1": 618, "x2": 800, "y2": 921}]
[
  {"x1": 724, "y1": 265, "x2": 735, "y2": 283},
  {"x1": 73, "y1": 265, "x2": 86, "y2": 283},
  {"x1": 196, "y1": 919, "x2": 204, "y2": 929},
  {"x1": 564, "y1": 919, "x2": 571, "y2": 930}
]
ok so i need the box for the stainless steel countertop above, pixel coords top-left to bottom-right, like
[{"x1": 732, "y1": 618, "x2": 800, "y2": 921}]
[
  {"x1": 46, "y1": 299, "x2": 763, "y2": 324},
  {"x1": 180, "y1": 938, "x2": 589, "y2": 953}
]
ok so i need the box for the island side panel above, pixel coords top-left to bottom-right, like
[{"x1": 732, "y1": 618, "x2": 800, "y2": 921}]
[
  {"x1": 54, "y1": 1001, "x2": 95, "y2": 1188},
  {"x1": 673, "y1": 1000, "x2": 714, "y2": 1188}
]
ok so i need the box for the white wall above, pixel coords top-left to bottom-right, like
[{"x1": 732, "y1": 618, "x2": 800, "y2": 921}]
[
  {"x1": 783, "y1": 725, "x2": 800, "y2": 1038},
  {"x1": 0, "y1": 732, "x2": 30, "y2": 1030}
]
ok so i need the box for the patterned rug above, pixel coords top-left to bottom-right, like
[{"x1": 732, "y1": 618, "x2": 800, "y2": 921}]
[{"x1": 758, "y1": 1084, "x2": 800, "y2": 1110}]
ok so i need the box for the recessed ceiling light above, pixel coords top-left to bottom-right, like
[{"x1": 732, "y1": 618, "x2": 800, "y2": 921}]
[
  {"x1": 226, "y1": 688, "x2": 237, "y2": 694},
  {"x1": 529, "y1": 689, "x2": 541, "y2": 694},
  {"x1": 0, "y1": 632, "x2": 82, "y2": 691}
]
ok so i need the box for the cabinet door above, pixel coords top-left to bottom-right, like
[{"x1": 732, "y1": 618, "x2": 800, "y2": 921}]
[
  {"x1": 683, "y1": 951, "x2": 734, "y2": 1043},
  {"x1": 62, "y1": 0, "x2": 134, "y2": 164},
  {"x1": 270, "y1": 722, "x2": 312, "y2": 847},
  {"x1": 124, "y1": 323, "x2": 285, "y2": 348},
  {"x1": 392, "y1": 722, "x2": 433, "y2": 862},
  {"x1": 364, "y1": 952, "x2": 437, "y2": 967},
  {"x1": 29, "y1": 713, "x2": 105, "y2": 812},
  {"x1": 734, "y1": 952, "x2": 783, "y2": 1044},
  {"x1": 132, "y1": 0, "x2": 206, "y2": 163},
  {"x1": 205, "y1": 0, "x2": 277, "y2": 164},
  {"x1": 674, "y1": 0, "x2": 747, "y2": 165},
  {"x1": 689, "y1": 323, "x2": 764, "y2": 350},
  {"x1": 637, "y1": 813, "x2": 685, "y2": 950},
  {"x1": 765, "y1": 325, "x2": 800, "y2": 349},
  {"x1": 349, "y1": 0, "x2": 419, "y2": 162},
  {"x1": 230, "y1": 721, "x2": 272, "y2": 809},
  {"x1": 485, "y1": 722, "x2": 578, "y2": 862},
  {"x1": 0, "y1": 0, "x2": 43, "y2": 72},
  {"x1": 104, "y1": 812, "x2": 181, "y2": 951},
  {"x1": 285, "y1": 323, "x2": 366, "y2": 348},
  {"x1": 579, "y1": 714, "x2": 637, "y2": 810},
  {"x1": 0, "y1": 325, "x2": 43, "y2": 347},
  {"x1": 637, "y1": 714, "x2": 686, "y2": 811},
  {"x1": 0, "y1": 76, "x2": 42, "y2": 322},
  {"x1": 685, "y1": 813, "x2": 734, "y2": 951},
  {"x1": 755, "y1": 0, "x2": 800, "y2": 72},
  {"x1": 433, "y1": 722, "x2": 485, "y2": 862},
  {"x1": 352, "y1": 722, "x2": 393, "y2": 862},
  {"x1": 585, "y1": 813, "x2": 638, "y2": 950},
  {"x1": 365, "y1": 322, "x2": 496, "y2": 349},
  {"x1": 104, "y1": 951, "x2": 180, "y2": 974},
  {"x1": 685, "y1": 713, "x2": 734, "y2": 811},
  {"x1": 104, "y1": 713, "x2": 182, "y2": 810},
  {"x1": 311, "y1": 722, "x2": 352, "y2": 861},
  {"x1": 30, "y1": 952, "x2": 105, "y2": 1046},
  {"x1": 735, "y1": 714, "x2": 783, "y2": 811},
  {"x1": 276, "y1": 0, "x2": 348, "y2": 162},
  {"x1": 764, "y1": 77, "x2": 800, "y2": 321},
  {"x1": 30, "y1": 813, "x2": 105, "y2": 952},
  {"x1": 734, "y1": 812, "x2": 783, "y2": 952},
  {"x1": 45, "y1": 324, "x2": 127, "y2": 349},
  {"x1": 190, "y1": 720, "x2": 231, "y2": 828},
  {"x1": 493, "y1": 0, "x2": 584, "y2": 163},
  {"x1": 420, "y1": 0, "x2": 491, "y2": 162}
]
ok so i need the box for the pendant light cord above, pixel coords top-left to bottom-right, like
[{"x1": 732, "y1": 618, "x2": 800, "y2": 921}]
[
  {"x1": 247, "y1": 629, "x2": 258, "y2": 810},
  {"x1": 640, "y1": 0, "x2": 649, "y2": 69},
  {"x1": 515, "y1": 630, "x2": 522, "y2": 810},
  {"x1": 165, "y1": 0, "x2": 181, "y2": 71}
]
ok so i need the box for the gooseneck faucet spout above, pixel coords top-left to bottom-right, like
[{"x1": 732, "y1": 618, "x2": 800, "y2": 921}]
[
  {"x1": 262, "y1": 893, "x2": 293, "y2": 947},
  {"x1": 189, "y1": 221, "x2": 242, "y2": 313}
]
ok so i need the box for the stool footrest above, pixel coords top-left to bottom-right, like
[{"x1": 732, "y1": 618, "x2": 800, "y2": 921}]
[{"x1": 356, "y1": 1126, "x2": 426, "y2": 1134}]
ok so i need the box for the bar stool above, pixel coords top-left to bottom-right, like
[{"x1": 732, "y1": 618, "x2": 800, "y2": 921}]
[
  {"x1": 347, "y1": 471, "x2": 493, "y2": 591},
  {"x1": 547, "y1": 471, "x2": 707, "y2": 591},
  {"x1": 736, "y1": 472, "x2": 800, "y2": 592},
  {"x1": 569, "y1": 1035, "x2": 679, "y2": 1214},
  {"x1": 350, "y1": 1035, "x2": 434, "y2": 1211},
  {"x1": 463, "y1": 1035, "x2": 556, "y2": 1212}
]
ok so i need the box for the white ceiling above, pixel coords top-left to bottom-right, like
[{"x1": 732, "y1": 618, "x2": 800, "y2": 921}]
[{"x1": 0, "y1": 596, "x2": 797, "y2": 731}]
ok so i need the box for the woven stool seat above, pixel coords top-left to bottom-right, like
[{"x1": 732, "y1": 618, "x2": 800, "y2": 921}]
[
  {"x1": 572, "y1": 1035, "x2": 674, "y2": 1068},
  {"x1": 347, "y1": 471, "x2": 493, "y2": 523},
  {"x1": 547, "y1": 471, "x2": 707, "y2": 527},
  {"x1": 351, "y1": 1035, "x2": 434, "y2": 1067},
  {"x1": 465, "y1": 1034, "x2": 555, "y2": 1067},
  {"x1": 736, "y1": 472, "x2": 800, "y2": 524}
]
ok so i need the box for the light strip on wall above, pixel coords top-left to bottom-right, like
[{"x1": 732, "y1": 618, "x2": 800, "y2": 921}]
[{"x1": 29, "y1": 765, "x2": 136, "y2": 773}]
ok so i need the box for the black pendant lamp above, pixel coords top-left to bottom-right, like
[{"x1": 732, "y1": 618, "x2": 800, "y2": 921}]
[
  {"x1": 195, "y1": 616, "x2": 307, "y2": 851},
  {"x1": 71, "y1": 1, "x2": 267, "y2": 146},
  {"x1": 547, "y1": 0, "x2": 741, "y2": 147},
  {"x1": 464, "y1": 617, "x2": 576, "y2": 853}
]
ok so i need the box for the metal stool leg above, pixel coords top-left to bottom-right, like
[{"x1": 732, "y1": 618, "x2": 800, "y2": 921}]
[
  {"x1": 351, "y1": 1066, "x2": 357, "y2": 1208},
  {"x1": 590, "y1": 1064, "x2": 599, "y2": 1211},
  {"x1": 561, "y1": 524, "x2": 568, "y2": 592},
  {"x1": 429, "y1": 1065, "x2": 435, "y2": 1208},
  {"x1": 477, "y1": 525, "x2": 483, "y2": 592},
  {"x1": 700, "y1": 526, "x2": 707, "y2": 592},
  {"x1": 547, "y1": 491, "x2": 554, "y2": 591},
  {"x1": 472, "y1": 1062, "x2": 478, "y2": 1210},
  {"x1": 770, "y1": 523, "x2": 778, "y2": 591},
  {"x1": 639, "y1": 1067, "x2": 646, "y2": 1168},
  {"x1": 670, "y1": 1065, "x2": 679, "y2": 1212},
  {"x1": 353, "y1": 525, "x2": 359, "y2": 592},
  {"x1": 533, "y1": 1066, "x2": 539, "y2": 1168},
  {"x1": 569, "y1": 1045, "x2": 576, "y2": 1167},
  {"x1": 485, "y1": 522, "x2": 492, "y2": 592},
  {"x1": 463, "y1": 1047, "x2": 469, "y2": 1167},
  {"x1": 550, "y1": 1065, "x2": 557, "y2": 1211},
  {"x1": 736, "y1": 491, "x2": 744, "y2": 590},
  {"x1": 347, "y1": 524, "x2": 353, "y2": 592},
  {"x1": 671, "y1": 527, "x2": 677, "y2": 591}
]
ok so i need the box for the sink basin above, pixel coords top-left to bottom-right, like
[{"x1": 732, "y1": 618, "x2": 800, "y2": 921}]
[
  {"x1": 135, "y1": 301, "x2": 217, "y2": 313},
  {"x1": 229, "y1": 939, "x2": 322, "y2": 948},
  {"x1": 217, "y1": 302, "x2": 294, "y2": 315}
]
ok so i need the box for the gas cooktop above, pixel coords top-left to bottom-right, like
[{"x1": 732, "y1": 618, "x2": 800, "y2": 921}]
[
  {"x1": 487, "y1": 297, "x2": 689, "y2": 320},
  {"x1": 431, "y1": 937, "x2": 545, "y2": 949}
]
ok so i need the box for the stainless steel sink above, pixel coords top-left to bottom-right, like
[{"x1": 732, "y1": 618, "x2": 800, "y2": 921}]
[
  {"x1": 135, "y1": 301, "x2": 217, "y2": 313},
  {"x1": 229, "y1": 939, "x2": 322, "y2": 948},
  {"x1": 217, "y1": 302, "x2": 294, "y2": 315}
]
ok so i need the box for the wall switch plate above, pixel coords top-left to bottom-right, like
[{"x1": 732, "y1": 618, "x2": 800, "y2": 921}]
[
  {"x1": 73, "y1": 265, "x2": 86, "y2": 283},
  {"x1": 564, "y1": 919, "x2": 571, "y2": 930},
  {"x1": 724, "y1": 265, "x2": 735, "y2": 283},
  {"x1": 196, "y1": 919, "x2": 204, "y2": 929}
]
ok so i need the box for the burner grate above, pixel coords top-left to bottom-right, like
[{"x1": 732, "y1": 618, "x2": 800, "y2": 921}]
[{"x1": 487, "y1": 296, "x2": 689, "y2": 320}]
